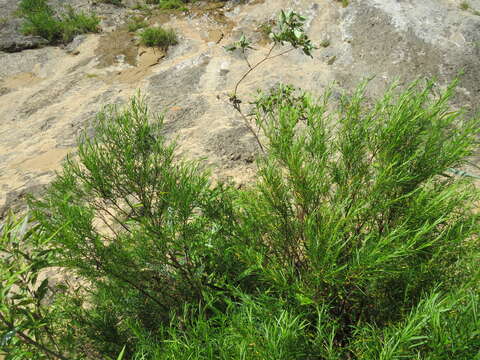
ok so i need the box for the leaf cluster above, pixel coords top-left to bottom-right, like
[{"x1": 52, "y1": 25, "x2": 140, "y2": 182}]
[
  {"x1": 225, "y1": 10, "x2": 315, "y2": 56},
  {"x1": 270, "y1": 10, "x2": 316, "y2": 56}
]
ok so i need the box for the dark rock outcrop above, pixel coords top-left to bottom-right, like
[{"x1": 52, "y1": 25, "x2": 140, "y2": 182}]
[{"x1": 0, "y1": 0, "x2": 48, "y2": 52}]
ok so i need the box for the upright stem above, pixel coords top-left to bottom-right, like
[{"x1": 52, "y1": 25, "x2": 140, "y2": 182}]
[
  {"x1": 232, "y1": 102, "x2": 265, "y2": 154},
  {"x1": 229, "y1": 41, "x2": 297, "y2": 155},
  {"x1": 233, "y1": 43, "x2": 276, "y2": 97}
]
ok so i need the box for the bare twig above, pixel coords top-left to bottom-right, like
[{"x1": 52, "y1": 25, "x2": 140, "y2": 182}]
[
  {"x1": 232, "y1": 100, "x2": 265, "y2": 153},
  {"x1": 233, "y1": 43, "x2": 276, "y2": 96}
]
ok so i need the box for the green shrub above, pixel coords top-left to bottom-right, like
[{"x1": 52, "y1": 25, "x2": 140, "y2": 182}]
[
  {"x1": 0, "y1": 215, "x2": 76, "y2": 360},
  {"x1": 238, "y1": 81, "x2": 480, "y2": 323},
  {"x1": 1, "y1": 79, "x2": 479, "y2": 359},
  {"x1": 18, "y1": 0, "x2": 100, "y2": 44},
  {"x1": 60, "y1": 7, "x2": 101, "y2": 43},
  {"x1": 28, "y1": 96, "x2": 229, "y2": 357},
  {"x1": 21, "y1": 10, "x2": 64, "y2": 43},
  {"x1": 139, "y1": 27, "x2": 178, "y2": 48},
  {"x1": 17, "y1": 0, "x2": 51, "y2": 16},
  {"x1": 145, "y1": 295, "x2": 315, "y2": 359}
]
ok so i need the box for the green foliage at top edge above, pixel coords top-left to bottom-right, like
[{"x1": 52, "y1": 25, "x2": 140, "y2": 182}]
[{"x1": 18, "y1": 0, "x2": 100, "y2": 45}]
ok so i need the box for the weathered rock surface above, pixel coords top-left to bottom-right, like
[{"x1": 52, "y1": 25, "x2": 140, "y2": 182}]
[
  {"x1": 1, "y1": 0, "x2": 480, "y2": 215},
  {"x1": 0, "y1": 0, "x2": 47, "y2": 52}
]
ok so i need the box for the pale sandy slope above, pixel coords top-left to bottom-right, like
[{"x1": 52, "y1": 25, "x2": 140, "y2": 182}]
[{"x1": 1, "y1": 0, "x2": 480, "y2": 214}]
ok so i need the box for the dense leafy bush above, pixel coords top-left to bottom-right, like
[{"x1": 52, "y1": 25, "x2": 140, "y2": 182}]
[
  {"x1": 18, "y1": 0, "x2": 100, "y2": 44},
  {"x1": 1, "y1": 80, "x2": 480, "y2": 359}
]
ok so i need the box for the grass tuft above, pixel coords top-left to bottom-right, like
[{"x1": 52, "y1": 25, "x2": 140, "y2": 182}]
[
  {"x1": 139, "y1": 27, "x2": 178, "y2": 48},
  {"x1": 127, "y1": 17, "x2": 148, "y2": 32},
  {"x1": 460, "y1": 1, "x2": 470, "y2": 10},
  {"x1": 319, "y1": 38, "x2": 331, "y2": 47}
]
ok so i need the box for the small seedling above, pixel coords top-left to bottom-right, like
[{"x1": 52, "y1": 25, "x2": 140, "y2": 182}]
[
  {"x1": 334, "y1": 0, "x2": 349, "y2": 7},
  {"x1": 460, "y1": 1, "x2": 470, "y2": 10},
  {"x1": 319, "y1": 38, "x2": 330, "y2": 47}
]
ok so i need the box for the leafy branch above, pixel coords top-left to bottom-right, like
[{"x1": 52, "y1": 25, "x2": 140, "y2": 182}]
[
  {"x1": 0, "y1": 215, "x2": 68, "y2": 360},
  {"x1": 224, "y1": 10, "x2": 316, "y2": 152}
]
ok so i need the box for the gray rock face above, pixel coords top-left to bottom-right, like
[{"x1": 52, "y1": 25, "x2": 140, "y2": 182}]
[
  {"x1": 338, "y1": 0, "x2": 480, "y2": 110},
  {"x1": 0, "y1": 0, "x2": 48, "y2": 52},
  {"x1": 0, "y1": 30, "x2": 48, "y2": 53},
  {"x1": 1, "y1": 0, "x2": 480, "y2": 214}
]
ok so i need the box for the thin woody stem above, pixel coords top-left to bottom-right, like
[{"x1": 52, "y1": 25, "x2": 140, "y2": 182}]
[
  {"x1": 232, "y1": 102, "x2": 265, "y2": 153},
  {"x1": 230, "y1": 44, "x2": 296, "y2": 153},
  {"x1": 233, "y1": 43, "x2": 277, "y2": 96},
  {"x1": 0, "y1": 312, "x2": 69, "y2": 360}
]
